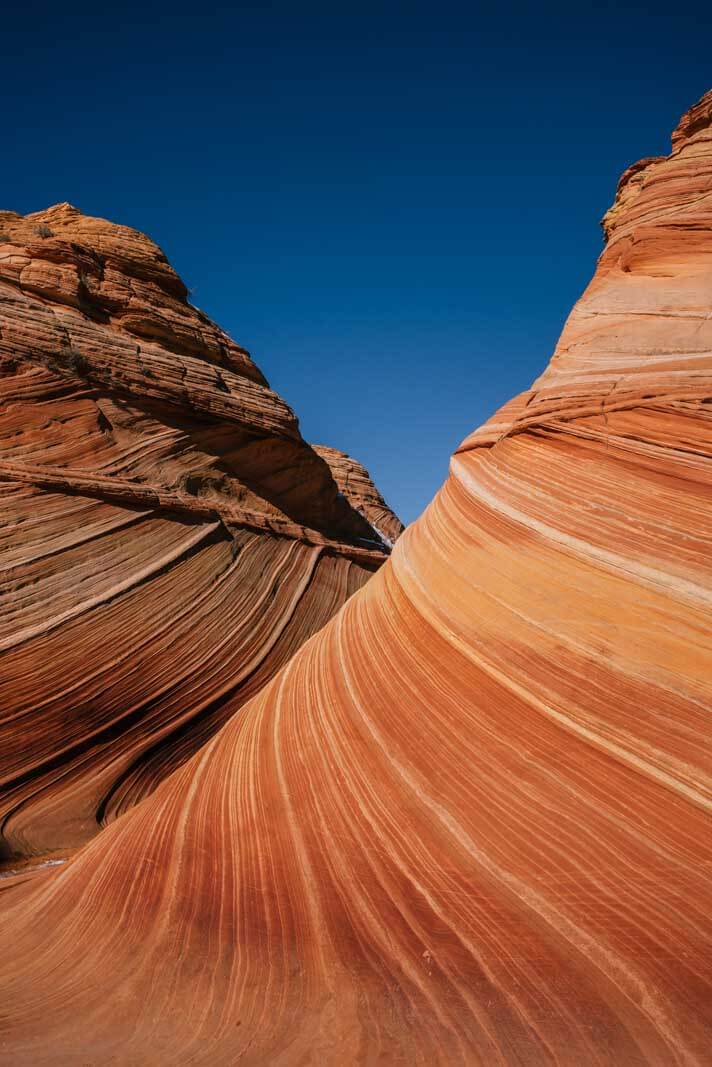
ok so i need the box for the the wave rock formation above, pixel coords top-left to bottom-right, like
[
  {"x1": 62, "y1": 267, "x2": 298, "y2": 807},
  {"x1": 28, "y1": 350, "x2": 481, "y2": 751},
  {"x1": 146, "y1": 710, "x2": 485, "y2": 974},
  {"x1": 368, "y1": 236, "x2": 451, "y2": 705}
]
[{"x1": 0, "y1": 93, "x2": 711, "y2": 1064}]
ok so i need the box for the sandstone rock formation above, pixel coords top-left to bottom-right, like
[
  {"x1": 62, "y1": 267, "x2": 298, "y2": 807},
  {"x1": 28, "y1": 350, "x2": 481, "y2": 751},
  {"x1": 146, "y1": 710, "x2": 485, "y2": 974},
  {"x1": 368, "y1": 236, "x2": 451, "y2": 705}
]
[
  {"x1": 313, "y1": 444, "x2": 404, "y2": 545},
  {"x1": 0, "y1": 204, "x2": 398, "y2": 858},
  {"x1": 0, "y1": 93, "x2": 711, "y2": 1064}
]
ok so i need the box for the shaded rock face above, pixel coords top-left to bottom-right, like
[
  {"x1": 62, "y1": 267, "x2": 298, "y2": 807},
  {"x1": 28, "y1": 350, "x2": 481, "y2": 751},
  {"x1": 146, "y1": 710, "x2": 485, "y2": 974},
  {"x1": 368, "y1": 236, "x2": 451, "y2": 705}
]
[
  {"x1": 313, "y1": 444, "x2": 405, "y2": 545},
  {"x1": 0, "y1": 204, "x2": 400, "y2": 858},
  {"x1": 0, "y1": 93, "x2": 711, "y2": 1066}
]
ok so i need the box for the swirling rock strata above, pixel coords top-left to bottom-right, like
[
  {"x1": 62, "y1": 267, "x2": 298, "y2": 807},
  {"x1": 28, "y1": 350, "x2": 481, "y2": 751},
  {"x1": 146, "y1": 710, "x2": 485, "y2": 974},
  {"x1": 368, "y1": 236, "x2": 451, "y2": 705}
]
[
  {"x1": 0, "y1": 204, "x2": 397, "y2": 858},
  {"x1": 0, "y1": 95, "x2": 711, "y2": 1064}
]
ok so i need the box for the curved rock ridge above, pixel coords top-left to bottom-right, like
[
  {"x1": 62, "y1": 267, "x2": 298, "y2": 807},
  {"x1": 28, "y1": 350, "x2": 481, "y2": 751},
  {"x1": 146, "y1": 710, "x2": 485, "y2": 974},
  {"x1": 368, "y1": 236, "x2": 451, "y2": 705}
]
[
  {"x1": 313, "y1": 444, "x2": 405, "y2": 545},
  {"x1": 0, "y1": 203, "x2": 392, "y2": 543},
  {"x1": 461, "y1": 88, "x2": 712, "y2": 455},
  {"x1": 1, "y1": 93, "x2": 711, "y2": 1065},
  {"x1": 0, "y1": 204, "x2": 400, "y2": 858}
]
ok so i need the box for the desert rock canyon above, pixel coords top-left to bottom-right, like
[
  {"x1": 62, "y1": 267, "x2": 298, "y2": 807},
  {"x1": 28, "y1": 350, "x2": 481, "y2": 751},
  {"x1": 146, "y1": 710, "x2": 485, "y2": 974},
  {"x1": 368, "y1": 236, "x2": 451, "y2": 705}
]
[{"x1": 0, "y1": 92, "x2": 710, "y2": 1064}]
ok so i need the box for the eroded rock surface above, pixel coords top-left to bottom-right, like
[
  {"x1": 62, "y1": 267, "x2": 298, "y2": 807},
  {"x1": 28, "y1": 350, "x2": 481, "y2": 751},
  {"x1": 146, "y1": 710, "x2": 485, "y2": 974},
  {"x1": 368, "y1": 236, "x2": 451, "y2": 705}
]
[
  {"x1": 0, "y1": 95, "x2": 710, "y2": 1064},
  {"x1": 313, "y1": 444, "x2": 404, "y2": 545},
  {"x1": 0, "y1": 204, "x2": 398, "y2": 857}
]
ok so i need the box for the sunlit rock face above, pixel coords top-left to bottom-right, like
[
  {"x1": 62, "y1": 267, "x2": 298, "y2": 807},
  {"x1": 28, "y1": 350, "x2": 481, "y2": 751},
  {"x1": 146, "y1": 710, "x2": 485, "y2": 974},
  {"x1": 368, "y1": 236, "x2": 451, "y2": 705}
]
[
  {"x1": 0, "y1": 204, "x2": 397, "y2": 858},
  {"x1": 0, "y1": 93, "x2": 711, "y2": 1065}
]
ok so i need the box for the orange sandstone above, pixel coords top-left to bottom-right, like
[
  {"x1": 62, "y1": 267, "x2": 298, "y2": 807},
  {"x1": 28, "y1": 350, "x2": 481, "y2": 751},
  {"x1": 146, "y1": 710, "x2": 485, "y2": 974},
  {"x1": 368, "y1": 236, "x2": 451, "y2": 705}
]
[
  {"x1": 0, "y1": 94, "x2": 710, "y2": 1064},
  {"x1": 0, "y1": 205, "x2": 397, "y2": 858}
]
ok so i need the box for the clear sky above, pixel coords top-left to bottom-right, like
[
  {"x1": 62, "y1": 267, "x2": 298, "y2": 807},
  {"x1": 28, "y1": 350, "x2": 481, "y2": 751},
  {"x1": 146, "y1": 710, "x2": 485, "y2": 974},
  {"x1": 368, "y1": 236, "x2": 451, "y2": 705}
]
[{"x1": 3, "y1": 1, "x2": 711, "y2": 523}]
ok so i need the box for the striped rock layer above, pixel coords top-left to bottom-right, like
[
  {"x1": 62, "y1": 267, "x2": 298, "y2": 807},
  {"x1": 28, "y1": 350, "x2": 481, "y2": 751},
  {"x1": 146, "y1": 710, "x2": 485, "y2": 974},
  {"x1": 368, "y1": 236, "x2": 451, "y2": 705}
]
[
  {"x1": 0, "y1": 204, "x2": 399, "y2": 859},
  {"x1": 1, "y1": 93, "x2": 711, "y2": 1065}
]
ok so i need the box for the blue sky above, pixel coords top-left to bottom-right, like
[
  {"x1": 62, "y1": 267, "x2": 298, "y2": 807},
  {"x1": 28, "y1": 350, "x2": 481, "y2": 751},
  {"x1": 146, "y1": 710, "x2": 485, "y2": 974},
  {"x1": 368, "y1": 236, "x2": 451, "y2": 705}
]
[{"x1": 3, "y1": 1, "x2": 711, "y2": 523}]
